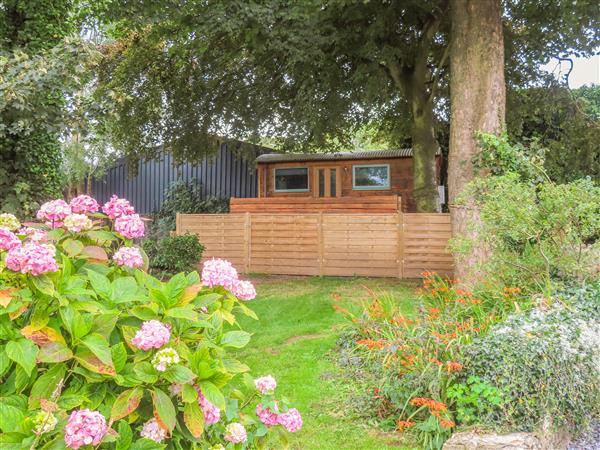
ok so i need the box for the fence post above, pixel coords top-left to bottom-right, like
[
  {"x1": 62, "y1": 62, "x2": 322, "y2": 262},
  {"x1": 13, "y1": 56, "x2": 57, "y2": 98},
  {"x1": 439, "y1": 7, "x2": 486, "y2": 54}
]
[
  {"x1": 397, "y1": 211, "x2": 404, "y2": 279},
  {"x1": 317, "y1": 212, "x2": 324, "y2": 276},
  {"x1": 244, "y1": 212, "x2": 251, "y2": 273},
  {"x1": 175, "y1": 213, "x2": 181, "y2": 235}
]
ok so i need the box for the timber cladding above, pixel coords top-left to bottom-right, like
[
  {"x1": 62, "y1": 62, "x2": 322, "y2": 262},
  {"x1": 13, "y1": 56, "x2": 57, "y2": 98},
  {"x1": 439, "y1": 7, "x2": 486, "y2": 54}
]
[{"x1": 176, "y1": 212, "x2": 453, "y2": 278}]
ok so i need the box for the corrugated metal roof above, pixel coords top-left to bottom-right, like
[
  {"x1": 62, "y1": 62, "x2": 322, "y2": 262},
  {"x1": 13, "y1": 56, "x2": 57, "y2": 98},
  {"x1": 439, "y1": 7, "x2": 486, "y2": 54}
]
[{"x1": 255, "y1": 148, "x2": 440, "y2": 163}]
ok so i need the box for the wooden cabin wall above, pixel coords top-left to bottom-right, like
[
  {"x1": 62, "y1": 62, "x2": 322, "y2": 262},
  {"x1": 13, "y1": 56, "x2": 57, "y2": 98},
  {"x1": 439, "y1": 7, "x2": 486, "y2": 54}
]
[{"x1": 257, "y1": 157, "x2": 441, "y2": 212}]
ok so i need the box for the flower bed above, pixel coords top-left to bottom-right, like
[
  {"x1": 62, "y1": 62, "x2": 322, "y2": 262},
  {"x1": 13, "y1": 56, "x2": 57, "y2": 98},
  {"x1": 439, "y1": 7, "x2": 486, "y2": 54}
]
[
  {"x1": 0, "y1": 195, "x2": 301, "y2": 449},
  {"x1": 339, "y1": 274, "x2": 600, "y2": 449}
]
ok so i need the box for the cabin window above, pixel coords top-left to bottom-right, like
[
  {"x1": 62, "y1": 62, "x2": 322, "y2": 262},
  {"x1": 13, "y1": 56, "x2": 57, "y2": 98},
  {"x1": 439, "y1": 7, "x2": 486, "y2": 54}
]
[
  {"x1": 352, "y1": 164, "x2": 390, "y2": 190},
  {"x1": 274, "y1": 167, "x2": 309, "y2": 192}
]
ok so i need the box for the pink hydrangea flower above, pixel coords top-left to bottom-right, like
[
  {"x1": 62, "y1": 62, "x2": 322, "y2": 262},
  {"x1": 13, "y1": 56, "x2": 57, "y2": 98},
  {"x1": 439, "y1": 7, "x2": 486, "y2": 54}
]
[
  {"x1": 69, "y1": 195, "x2": 99, "y2": 214},
  {"x1": 102, "y1": 195, "x2": 135, "y2": 219},
  {"x1": 0, "y1": 228, "x2": 21, "y2": 251},
  {"x1": 131, "y1": 320, "x2": 171, "y2": 351},
  {"x1": 64, "y1": 214, "x2": 93, "y2": 233},
  {"x1": 256, "y1": 403, "x2": 280, "y2": 427},
  {"x1": 254, "y1": 375, "x2": 277, "y2": 394},
  {"x1": 113, "y1": 246, "x2": 144, "y2": 268},
  {"x1": 63, "y1": 409, "x2": 107, "y2": 449},
  {"x1": 140, "y1": 418, "x2": 168, "y2": 443},
  {"x1": 195, "y1": 386, "x2": 221, "y2": 425},
  {"x1": 37, "y1": 199, "x2": 71, "y2": 225},
  {"x1": 278, "y1": 408, "x2": 302, "y2": 433},
  {"x1": 18, "y1": 227, "x2": 48, "y2": 243},
  {"x1": 233, "y1": 279, "x2": 257, "y2": 301},
  {"x1": 114, "y1": 214, "x2": 145, "y2": 239},
  {"x1": 5, "y1": 243, "x2": 58, "y2": 276},
  {"x1": 224, "y1": 423, "x2": 247, "y2": 444},
  {"x1": 201, "y1": 258, "x2": 239, "y2": 291}
]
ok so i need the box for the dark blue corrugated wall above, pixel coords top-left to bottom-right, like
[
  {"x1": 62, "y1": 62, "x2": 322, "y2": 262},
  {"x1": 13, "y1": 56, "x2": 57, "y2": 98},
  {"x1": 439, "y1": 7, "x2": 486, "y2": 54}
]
[{"x1": 91, "y1": 144, "x2": 259, "y2": 214}]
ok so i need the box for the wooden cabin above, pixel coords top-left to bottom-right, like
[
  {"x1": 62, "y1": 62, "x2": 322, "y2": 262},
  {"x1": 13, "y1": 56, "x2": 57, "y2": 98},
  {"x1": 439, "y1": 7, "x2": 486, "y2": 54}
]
[{"x1": 230, "y1": 149, "x2": 442, "y2": 213}]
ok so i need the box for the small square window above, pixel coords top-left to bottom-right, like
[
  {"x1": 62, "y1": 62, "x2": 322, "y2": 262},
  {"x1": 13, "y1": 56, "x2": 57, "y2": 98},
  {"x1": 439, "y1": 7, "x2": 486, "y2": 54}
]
[
  {"x1": 352, "y1": 164, "x2": 390, "y2": 190},
  {"x1": 274, "y1": 167, "x2": 309, "y2": 192}
]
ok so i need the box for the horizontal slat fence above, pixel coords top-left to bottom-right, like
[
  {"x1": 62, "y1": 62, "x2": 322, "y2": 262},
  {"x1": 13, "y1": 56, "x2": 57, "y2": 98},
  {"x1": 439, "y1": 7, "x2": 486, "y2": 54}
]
[
  {"x1": 177, "y1": 212, "x2": 453, "y2": 278},
  {"x1": 230, "y1": 195, "x2": 401, "y2": 214}
]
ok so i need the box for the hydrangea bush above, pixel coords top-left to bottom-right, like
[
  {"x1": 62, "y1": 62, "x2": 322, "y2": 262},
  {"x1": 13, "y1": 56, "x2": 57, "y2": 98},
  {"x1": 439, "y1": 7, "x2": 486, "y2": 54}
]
[{"x1": 0, "y1": 195, "x2": 302, "y2": 449}]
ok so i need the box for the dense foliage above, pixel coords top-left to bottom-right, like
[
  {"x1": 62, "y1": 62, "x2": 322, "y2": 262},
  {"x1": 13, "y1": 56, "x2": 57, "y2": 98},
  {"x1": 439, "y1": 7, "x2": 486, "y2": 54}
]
[
  {"x1": 458, "y1": 135, "x2": 600, "y2": 294},
  {"x1": 154, "y1": 180, "x2": 229, "y2": 235},
  {"x1": 143, "y1": 234, "x2": 205, "y2": 279},
  {"x1": 462, "y1": 282, "x2": 600, "y2": 433},
  {"x1": 0, "y1": 196, "x2": 301, "y2": 449},
  {"x1": 0, "y1": 2, "x2": 95, "y2": 216},
  {"x1": 507, "y1": 84, "x2": 600, "y2": 183}
]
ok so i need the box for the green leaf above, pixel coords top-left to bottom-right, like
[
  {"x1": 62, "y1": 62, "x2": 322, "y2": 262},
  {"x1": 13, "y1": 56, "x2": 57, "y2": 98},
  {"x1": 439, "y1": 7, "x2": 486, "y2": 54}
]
[
  {"x1": 130, "y1": 438, "x2": 166, "y2": 450},
  {"x1": 222, "y1": 358, "x2": 250, "y2": 374},
  {"x1": 37, "y1": 341, "x2": 73, "y2": 363},
  {"x1": 81, "y1": 333, "x2": 113, "y2": 366},
  {"x1": 92, "y1": 312, "x2": 118, "y2": 337},
  {"x1": 165, "y1": 305, "x2": 199, "y2": 321},
  {"x1": 197, "y1": 381, "x2": 225, "y2": 410},
  {"x1": 111, "y1": 277, "x2": 138, "y2": 303},
  {"x1": 0, "y1": 346, "x2": 11, "y2": 376},
  {"x1": 29, "y1": 363, "x2": 67, "y2": 409},
  {"x1": 134, "y1": 362, "x2": 158, "y2": 383},
  {"x1": 111, "y1": 387, "x2": 143, "y2": 421},
  {"x1": 116, "y1": 420, "x2": 133, "y2": 450},
  {"x1": 220, "y1": 330, "x2": 251, "y2": 349},
  {"x1": 130, "y1": 306, "x2": 158, "y2": 321},
  {"x1": 87, "y1": 270, "x2": 112, "y2": 300},
  {"x1": 151, "y1": 388, "x2": 177, "y2": 432},
  {"x1": 87, "y1": 230, "x2": 117, "y2": 243},
  {"x1": 74, "y1": 349, "x2": 116, "y2": 376},
  {"x1": 163, "y1": 365, "x2": 196, "y2": 384},
  {"x1": 182, "y1": 384, "x2": 198, "y2": 403},
  {"x1": 183, "y1": 400, "x2": 204, "y2": 438},
  {"x1": 6, "y1": 339, "x2": 38, "y2": 376},
  {"x1": 111, "y1": 343, "x2": 128, "y2": 373},
  {"x1": 0, "y1": 402, "x2": 25, "y2": 433},
  {"x1": 62, "y1": 238, "x2": 84, "y2": 257},
  {"x1": 31, "y1": 275, "x2": 55, "y2": 296},
  {"x1": 60, "y1": 307, "x2": 91, "y2": 339}
]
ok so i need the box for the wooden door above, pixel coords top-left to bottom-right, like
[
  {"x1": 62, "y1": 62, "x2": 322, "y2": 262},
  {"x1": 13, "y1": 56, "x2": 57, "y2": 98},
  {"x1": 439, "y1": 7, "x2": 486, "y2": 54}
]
[{"x1": 313, "y1": 167, "x2": 342, "y2": 198}]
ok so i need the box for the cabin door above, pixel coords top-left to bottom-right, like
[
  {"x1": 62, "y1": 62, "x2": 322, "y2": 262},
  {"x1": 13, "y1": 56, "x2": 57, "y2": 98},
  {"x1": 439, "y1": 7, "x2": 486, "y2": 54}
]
[{"x1": 314, "y1": 167, "x2": 342, "y2": 198}]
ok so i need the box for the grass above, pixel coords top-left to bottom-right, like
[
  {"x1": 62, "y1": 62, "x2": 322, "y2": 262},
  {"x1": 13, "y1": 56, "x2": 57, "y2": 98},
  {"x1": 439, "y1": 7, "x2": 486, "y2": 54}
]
[{"x1": 233, "y1": 275, "x2": 419, "y2": 450}]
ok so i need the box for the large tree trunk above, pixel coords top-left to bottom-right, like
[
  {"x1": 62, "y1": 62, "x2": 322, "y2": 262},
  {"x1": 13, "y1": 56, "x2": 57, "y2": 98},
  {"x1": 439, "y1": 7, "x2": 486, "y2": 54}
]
[
  {"x1": 411, "y1": 96, "x2": 441, "y2": 212},
  {"x1": 448, "y1": 0, "x2": 505, "y2": 281}
]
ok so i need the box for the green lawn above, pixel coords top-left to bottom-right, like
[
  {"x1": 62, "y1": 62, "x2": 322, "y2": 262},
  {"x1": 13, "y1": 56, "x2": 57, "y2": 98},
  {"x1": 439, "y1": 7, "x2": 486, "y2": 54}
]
[{"x1": 234, "y1": 275, "x2": 419, "y2": 450}]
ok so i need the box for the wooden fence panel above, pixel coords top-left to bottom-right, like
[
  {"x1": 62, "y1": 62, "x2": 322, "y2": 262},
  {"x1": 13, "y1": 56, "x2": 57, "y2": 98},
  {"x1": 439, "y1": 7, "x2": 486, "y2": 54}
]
[
  {"x1": 176, "y1": 212, "x2": 453, "y2": 278},
  {"x1": 402, "y1": 213, "x2": 454, "y2": 278},
  {"x1": 321, "y1": 214, "x2": 399, "y2": 277}
]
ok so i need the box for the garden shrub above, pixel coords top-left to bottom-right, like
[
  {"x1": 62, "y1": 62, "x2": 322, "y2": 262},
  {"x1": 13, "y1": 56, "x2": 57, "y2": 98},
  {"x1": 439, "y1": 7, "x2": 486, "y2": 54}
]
[
  {"x1": 143, "y1": 234, "x2": 205, "y2": 277},
  {"x1": 456, "y1": 135, "x2": 600, "y2": 295},
  {"x1": 153, "y1": 180, "x2": 229, "y2": 236},
  {"x1": 0, "y1": 195, "x2": 301, "y2": 449},
  {"x1": 461, "y1": 281, "x2": 600, "y2": 434},
  {"x1": 337, "y1": 274, "x2": 528, "y2": 449}
]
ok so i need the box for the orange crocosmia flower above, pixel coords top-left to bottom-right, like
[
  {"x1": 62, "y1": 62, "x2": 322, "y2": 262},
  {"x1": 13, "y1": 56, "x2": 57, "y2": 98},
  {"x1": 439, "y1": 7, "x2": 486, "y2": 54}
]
[
  {"x1": 446, "y1": 361, "x2": 463, "y2": 372},
  {"x1": 409, "y1": 397, "x2": 448, "y2": 412},
  {"x1": 409, "y1": 397, "x2": 429, "y2": 407},
  {"x1": 440, "y1": 419, "x2": 455, "y2": 429},
  {"x1": 356, "y1": 339, "x2": 386, "y2": 350},
  {"x1": 429, "y1": 357, "x2": 443, "y2": 366},
  {"x1": 396, "y1": 419, "x2": 415, "y2": 431}
]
